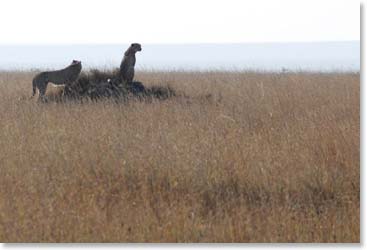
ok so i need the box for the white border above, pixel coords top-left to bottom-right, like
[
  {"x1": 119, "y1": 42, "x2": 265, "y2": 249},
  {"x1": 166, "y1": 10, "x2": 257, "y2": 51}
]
[{"x1": 0, "y1": 0, "x2": 364, "y2": 248}]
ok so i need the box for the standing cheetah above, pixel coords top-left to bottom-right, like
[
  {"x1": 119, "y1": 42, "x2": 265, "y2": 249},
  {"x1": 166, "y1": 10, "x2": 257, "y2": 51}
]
[{"x1": 31, "y1": 60, "x2": 82, "y2": 101}]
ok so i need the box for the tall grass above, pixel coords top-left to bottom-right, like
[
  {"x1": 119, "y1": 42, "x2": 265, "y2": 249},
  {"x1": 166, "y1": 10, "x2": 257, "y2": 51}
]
[{"x1": 0, "y1": 70, "x2": 359, "y2": 242}]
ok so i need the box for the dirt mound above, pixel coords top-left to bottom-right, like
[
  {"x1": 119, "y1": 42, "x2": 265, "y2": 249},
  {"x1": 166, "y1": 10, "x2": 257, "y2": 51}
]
[{"x1": 63, "y1": 69, "x2": 176, "y2": 101}]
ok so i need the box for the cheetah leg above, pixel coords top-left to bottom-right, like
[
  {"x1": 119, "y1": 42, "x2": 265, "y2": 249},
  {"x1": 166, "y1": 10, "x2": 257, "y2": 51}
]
[{"x1": 38, "y1": 82, "x2": 48, "y2": 103}]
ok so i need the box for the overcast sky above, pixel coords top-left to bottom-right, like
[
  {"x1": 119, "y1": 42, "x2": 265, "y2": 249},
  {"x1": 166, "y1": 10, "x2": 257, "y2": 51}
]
[
  {"x1": 0, "y1": 0, "x2": 360, "y2": 71},
  {"x1": 0, "y1": 0, "x2": 360, "y2": 44}
]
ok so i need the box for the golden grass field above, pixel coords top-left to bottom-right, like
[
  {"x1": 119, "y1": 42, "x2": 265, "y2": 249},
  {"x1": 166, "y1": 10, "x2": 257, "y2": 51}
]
[{"x1": 0, "y1": 70, "x2": 360, "y2": 242}]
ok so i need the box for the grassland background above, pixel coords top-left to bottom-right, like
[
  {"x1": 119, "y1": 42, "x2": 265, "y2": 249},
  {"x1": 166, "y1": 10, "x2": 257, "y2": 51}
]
[{"x1": 0, "y1": 70, "x2": 360, "y2": 242}]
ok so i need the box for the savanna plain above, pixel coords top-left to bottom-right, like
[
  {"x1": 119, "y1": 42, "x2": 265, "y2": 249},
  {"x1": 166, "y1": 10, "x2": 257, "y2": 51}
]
[{"x1": 0, "y1": 70, "x2": 359, "y2": 242}]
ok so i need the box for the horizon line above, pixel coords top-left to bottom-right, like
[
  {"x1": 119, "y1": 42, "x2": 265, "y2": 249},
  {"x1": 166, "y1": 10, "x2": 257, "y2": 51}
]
[{"x1": 0, "y1": 40, "x2": 360, "y2": 46}]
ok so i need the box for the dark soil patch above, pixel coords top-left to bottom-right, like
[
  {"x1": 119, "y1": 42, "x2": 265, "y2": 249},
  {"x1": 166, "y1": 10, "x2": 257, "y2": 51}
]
[{"x1": 63, "y1": 69, "x2": 176, "y2": 102}]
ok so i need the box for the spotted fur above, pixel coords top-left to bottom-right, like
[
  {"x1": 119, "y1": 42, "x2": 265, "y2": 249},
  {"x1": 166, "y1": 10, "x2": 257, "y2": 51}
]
[
  {"x1": 31, "y1": 60, "x2": 82, "y2": 101},
  {"x1": 119, "y1": 43, "x2": 142, "y2": 83}
]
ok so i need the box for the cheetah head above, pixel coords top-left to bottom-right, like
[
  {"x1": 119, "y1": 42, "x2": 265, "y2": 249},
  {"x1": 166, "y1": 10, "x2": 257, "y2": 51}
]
[
  {"x1": 71, "y1": 60, "x2": 82, "y2": 65},
  {"x1": 131, "y1": 43, "x2": 142, "y2": 52}
]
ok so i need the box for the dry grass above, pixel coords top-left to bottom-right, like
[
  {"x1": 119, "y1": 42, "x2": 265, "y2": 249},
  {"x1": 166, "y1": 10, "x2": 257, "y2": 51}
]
[{"x1": 0, "y1": 70, "x2": 360, "y2": 242}]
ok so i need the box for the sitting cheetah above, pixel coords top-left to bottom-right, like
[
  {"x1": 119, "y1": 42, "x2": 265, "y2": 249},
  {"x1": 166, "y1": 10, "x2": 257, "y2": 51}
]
[{"x1": 119, "y1": 43, "x2": 142, "y2": 83}]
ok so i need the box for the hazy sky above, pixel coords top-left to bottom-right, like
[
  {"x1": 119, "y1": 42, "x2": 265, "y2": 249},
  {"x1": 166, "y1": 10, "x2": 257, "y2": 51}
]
[
  {"x1": 0, "y1": 0, "x2": 360, "y2": 44},
  {"x1": 0, "y1": 0, "x2": 360, "y2": 71}
]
